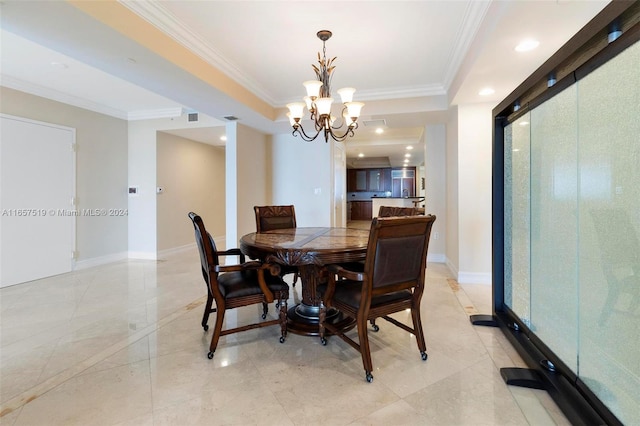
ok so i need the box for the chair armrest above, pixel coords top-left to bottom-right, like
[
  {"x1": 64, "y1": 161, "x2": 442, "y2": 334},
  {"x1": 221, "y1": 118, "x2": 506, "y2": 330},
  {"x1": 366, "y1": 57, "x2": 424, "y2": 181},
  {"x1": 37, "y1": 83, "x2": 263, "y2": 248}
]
[
  {"x1": 323, "y1": 264, "x2": 367, "y2": 306},
  {"x1": 218, "y1": 248, "x2": 246, "y2": 263},
  {"x1": 327, "y1": 264, "x2": 365, "y2": 282},
  {"x1": 215, "y1": 260, "x2": 280, "y2": 275},
  {"x1": 214, "y1": 261, "x2": 280, "y2": 303}
]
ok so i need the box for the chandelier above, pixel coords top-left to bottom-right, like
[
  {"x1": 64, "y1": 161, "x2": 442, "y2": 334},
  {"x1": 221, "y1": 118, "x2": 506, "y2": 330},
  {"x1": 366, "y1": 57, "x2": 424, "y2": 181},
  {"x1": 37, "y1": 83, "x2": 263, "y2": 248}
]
[{"x1": 286, "y1": 30, "x2": 364, "y2": 143}]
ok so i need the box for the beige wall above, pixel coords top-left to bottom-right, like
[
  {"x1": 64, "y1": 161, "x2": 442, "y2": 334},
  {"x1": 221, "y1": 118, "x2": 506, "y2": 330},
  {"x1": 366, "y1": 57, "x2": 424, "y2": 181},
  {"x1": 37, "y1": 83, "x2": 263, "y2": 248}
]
[
  {"x1": 446, "y1": 107, "x2": 460, "y2": 275},
  {"x1": 0, "y1": 87, "x2": 128, "y2": 263},
  {"x1": 457, "y1": 103, "x2": 492, "y2": 284},
  {"x1": 236, "y1": 124, "x2": 272, "y2": 238},
  {"x1": 425, "y1": 124, "x2": 446, "y2": 262},
  {"x1": 156, "y1": 133, "x2": 225, "y2": 251}
]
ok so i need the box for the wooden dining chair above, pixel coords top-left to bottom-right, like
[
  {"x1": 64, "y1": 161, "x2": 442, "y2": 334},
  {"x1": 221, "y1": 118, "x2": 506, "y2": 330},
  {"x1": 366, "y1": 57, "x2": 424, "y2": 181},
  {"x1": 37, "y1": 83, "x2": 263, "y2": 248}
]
[
  {"x1": 319, "y1": 214, "x2": 436, "y2": 382},
  {"x1": 254, "y1": 205, "x2": 299, "y2": 286},
  {"x1": 188, "y1": 212, "x2": 289, "y2": 359},
  {"x1": 377, "y1": 205, "x2": 419, "y2": 217}
]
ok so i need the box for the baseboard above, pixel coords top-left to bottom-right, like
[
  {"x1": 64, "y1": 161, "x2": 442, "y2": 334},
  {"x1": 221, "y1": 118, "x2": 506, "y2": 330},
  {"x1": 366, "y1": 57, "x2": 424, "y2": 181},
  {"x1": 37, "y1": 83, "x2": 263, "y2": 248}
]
[
  {"x1": 427, "y1": 253, "x2": 446, "y2": 263},
  {"x1": 457, "y1": 271, "x2": 492, "y2": 285},
  {"x1": 127, "y1": 251, "x2": 157, "y2": 260},
  {"x1": 445, "y1": 258, "x2": 458, "y2": 279},
  {"x1": 157, "y1": 242, "x2": 196, "y2": 258},
  {"x1": 75, "y1": 251, "x2": 128, "y2": 270}
]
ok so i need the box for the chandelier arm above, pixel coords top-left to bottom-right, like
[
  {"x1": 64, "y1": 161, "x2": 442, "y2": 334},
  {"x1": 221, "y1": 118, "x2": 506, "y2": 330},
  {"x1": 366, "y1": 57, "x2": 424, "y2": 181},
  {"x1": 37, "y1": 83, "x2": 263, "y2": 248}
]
[
  {"x1": 330, "y1": 105, "x2": 348, "y2": 130},
  {"x1": 328, "y1": 126, "x2": 356, "y2": 142},
  {"x1": 293, "y1": 123, "x2": 322, "y2": 142}
]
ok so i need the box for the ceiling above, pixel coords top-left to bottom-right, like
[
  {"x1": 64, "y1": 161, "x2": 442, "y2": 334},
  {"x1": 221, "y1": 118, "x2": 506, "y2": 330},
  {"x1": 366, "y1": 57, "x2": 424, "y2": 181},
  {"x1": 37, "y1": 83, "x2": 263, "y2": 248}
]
[{"x1": 0, "y1": 1, "x2": 610, "y2": 168}]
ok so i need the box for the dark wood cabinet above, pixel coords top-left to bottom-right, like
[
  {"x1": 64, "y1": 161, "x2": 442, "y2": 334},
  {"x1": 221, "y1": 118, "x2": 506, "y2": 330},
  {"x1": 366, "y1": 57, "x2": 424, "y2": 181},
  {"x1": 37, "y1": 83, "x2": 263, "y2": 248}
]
[
  {"x1": 350, "y1": 201, "x2": 372, "y2": 220},
  {"x1": 347, "y1": 168, "x2": 393, "y2": 193},
  {"x1": 382, "y1": 168, "x2": 392, "y2": 192},
  {"x1": 368, "y1": 169, "x2": 383, "y2": 192},
  {"x1": 348, "y1": 169, "x2": 368, "y2": 192}
]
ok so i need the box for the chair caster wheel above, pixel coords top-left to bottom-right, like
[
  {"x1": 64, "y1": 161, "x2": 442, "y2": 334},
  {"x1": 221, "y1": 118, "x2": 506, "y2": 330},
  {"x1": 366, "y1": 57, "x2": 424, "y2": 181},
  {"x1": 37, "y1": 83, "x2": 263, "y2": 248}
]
[
  {"x1": 372, "y1": 324, "x2": 379, "y2": 332},
  {"x1": 261, "y1": 314, "x2": 267, "y2": 320},
  {"x1": 366, "y1": 373, "x2": 374, "y2": 383},
  {"x1": 279, "y1": 336, "x2": 286, "y2": 343},
  {"x1": 421, "y1": 351, "x2": 428, "y2": 361},
  {"x1": 320, "y1": 337, "x2": 327, "y2": 346},
  {"x1": 207, "y1": 351, "x2": 214, "y2": 359},
  {"x1": 275, "y1": 303, "x2": 280, "y2": 309},
  {"x1": 203, "y1": 325, "x2": 209, "y2": 332}
]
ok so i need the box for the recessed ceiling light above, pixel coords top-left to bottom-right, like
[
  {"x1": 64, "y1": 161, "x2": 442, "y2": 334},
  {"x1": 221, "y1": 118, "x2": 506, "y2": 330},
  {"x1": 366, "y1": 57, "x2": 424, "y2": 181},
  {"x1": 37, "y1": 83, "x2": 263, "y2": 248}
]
[
  {"x1": 220, "y1": 135, "x2": 227, "y2": 141},
  {"x1": 515, "y1": 38, "x2": 539, "y2": 52},
  {"x1": 406, "y1": 146, "x2": 413, "y2": 150},
  {"x1": 479, "y1": 87, "x2": 495, "y2": 96},
  {"x1": 519, "y1": 121, "x2": 530, "y2": 126},
  {"x1": 404, "y1": 159, "x2": 409, "y2": 163},
  {"x1": 375, "y1": 128, "x2": 384, "y2": 134},
  {"x1": 358, "y1": 153, "x2": 364, "y2": 158},
  {"x1": 405, "y1": 153, "x2": 411, "y2": 158}
]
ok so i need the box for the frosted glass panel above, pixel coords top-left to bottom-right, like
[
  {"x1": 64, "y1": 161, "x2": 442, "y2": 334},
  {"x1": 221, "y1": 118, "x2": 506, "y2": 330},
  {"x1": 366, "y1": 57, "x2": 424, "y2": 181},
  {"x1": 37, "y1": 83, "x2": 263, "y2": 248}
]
[
  {"x1": 577, "y1": 40, "x2": 640, "y2": 426},
  {"x1": 530, "y1": 85, "x2": 579, "y2": 371},
  {"x1": 504, "y1": 114, "x2": 531, "y2": 323}
]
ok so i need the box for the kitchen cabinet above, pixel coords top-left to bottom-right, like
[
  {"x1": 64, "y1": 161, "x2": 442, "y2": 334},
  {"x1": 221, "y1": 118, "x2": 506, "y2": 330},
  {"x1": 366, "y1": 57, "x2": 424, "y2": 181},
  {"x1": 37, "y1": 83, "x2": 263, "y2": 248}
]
[
  {"x1": 350, "y1": 201, "x2": 372, "y2": 220},
  {"x1": 347, "y1": 168, "x2": 392, "y2": 192},
  {"x1": 368, "y1": 169, "x2": 383, "y2": 192},
  {"x1": 347, "y1": 169, "x2": 368, "y2": 192}
]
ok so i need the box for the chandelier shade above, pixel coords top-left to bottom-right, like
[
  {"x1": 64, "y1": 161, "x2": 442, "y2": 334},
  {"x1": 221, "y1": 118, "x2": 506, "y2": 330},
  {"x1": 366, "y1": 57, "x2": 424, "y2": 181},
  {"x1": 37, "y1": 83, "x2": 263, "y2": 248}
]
[{"x1": 287, "y1": 30, "x2": 364, "y2": 143}]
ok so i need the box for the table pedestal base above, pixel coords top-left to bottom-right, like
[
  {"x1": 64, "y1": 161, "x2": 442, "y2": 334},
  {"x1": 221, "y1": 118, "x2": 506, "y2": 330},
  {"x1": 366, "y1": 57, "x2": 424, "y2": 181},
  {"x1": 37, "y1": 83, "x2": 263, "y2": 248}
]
[{"x1": 287, "y1": 303, "x2": 356, "y2": 336}]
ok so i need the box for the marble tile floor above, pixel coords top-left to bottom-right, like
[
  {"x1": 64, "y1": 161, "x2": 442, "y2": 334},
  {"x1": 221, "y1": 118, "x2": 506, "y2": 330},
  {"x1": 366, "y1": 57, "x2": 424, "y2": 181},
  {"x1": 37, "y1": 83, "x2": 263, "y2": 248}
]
[{"x1": 0, "y1": 249, "x2": 570, "y2": 425}]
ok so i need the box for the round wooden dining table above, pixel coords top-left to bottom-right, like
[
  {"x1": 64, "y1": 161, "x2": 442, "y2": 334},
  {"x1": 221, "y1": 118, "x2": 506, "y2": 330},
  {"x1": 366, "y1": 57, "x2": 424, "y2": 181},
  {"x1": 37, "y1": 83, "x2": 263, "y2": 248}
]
[{"x1": 239, "y1": 227, "x2": 370, "y2": 336}]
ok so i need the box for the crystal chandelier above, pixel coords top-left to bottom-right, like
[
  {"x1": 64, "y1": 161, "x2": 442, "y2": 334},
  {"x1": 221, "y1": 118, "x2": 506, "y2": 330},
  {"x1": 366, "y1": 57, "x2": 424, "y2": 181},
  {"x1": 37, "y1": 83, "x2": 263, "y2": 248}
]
[{"x1": 286, "y1": 30, "x2": 364, "y2": 143}]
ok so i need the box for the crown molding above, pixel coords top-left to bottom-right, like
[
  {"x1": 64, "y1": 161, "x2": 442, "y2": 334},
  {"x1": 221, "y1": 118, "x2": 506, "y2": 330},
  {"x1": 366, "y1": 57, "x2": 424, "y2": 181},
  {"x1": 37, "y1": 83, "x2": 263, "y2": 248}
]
[
  {"x1": 119, "y1": 0, "x2": 278, "y2": 106},
  {"x1": 2, "y1": 75, "x2": 188, "y2": 121},
  {"x1": 1, "y1": 74, "x2": 128, "y2": 119},
  {"x1": 127, "y1": 107, "x2": 184, "y2": 121},
  {"x1": 442, "y1": 0, "x2": 491, "y2": 91}
]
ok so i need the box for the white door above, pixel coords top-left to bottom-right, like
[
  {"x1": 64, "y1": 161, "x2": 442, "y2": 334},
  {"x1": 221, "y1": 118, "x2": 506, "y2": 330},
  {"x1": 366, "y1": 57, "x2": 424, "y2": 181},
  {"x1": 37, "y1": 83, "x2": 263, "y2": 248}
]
[{"x1": 1, "y1": 115, "x2": 76, "y2": 287}]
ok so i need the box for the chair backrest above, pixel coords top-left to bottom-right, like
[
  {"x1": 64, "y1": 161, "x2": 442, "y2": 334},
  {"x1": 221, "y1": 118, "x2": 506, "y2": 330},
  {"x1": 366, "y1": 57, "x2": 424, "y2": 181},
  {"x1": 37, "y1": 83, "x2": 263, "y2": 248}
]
[
  {"x1": 378, "y1": 206, "x2": 419, "y2": 218},
  {"x1": 363, "y1": 215, "x2": 436, "y2": 297},
  {"x1": 254, "y1": 205, "x2": 297, "y2": 232},
  {"x1": 188, "y1": 212, "x2": 220, "y2": 286}
]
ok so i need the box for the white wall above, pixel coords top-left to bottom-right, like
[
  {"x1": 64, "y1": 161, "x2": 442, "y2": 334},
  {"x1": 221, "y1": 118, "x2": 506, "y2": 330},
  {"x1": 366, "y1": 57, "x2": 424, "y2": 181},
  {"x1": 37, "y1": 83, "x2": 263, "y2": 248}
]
[
  {"x1": 456, "y1": 103, "x2": 493, "y2": 284},
  {"x1": 127, "y1": 121, "x2": 157, "y2": 259},
  {"x1": 156, "y1": 132, "x2": 226, "y2": 252},
  {"x1": 0, "y1": 87, "x2": 128, "y2": 265},
  {"x1": 271, "y1": 133, "x2": 332, "y2": 226},
  {"x1": 425, "y1": 124, "x2": 446, "y2": 263}
]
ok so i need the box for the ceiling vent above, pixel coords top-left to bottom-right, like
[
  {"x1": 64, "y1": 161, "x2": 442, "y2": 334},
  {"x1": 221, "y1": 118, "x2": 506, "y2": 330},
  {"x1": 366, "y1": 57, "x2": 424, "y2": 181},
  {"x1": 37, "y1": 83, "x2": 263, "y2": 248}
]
[
  {"x1": 362, "y1": 119, "x2": 386, "y2": 127},
  {"x1": 188, "y1": 112, "x2": 199, "y2": 122},
  {"x1": 223, "y1": 115, "x2": 239, "y2": 121}
]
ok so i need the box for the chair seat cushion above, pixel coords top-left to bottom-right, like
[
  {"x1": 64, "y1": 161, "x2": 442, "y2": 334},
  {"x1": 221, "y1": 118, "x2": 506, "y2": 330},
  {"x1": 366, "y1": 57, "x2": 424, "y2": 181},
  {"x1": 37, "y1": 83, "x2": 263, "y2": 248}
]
[
  {"x1": 318, "y1": 280, "x2": 412, "y2": 310},
  {"x1": 218, "y1": 269, "x2": 288, "y2": 298}
]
